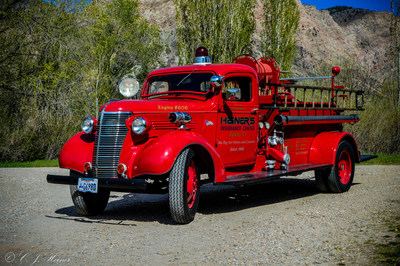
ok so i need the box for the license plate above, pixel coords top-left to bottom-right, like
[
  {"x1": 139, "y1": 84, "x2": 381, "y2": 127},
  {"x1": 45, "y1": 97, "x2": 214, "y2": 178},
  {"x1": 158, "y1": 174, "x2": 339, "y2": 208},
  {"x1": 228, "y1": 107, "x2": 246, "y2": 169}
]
[{"x1": 77, "y1": 178, "x2": 98, "y2": 193}]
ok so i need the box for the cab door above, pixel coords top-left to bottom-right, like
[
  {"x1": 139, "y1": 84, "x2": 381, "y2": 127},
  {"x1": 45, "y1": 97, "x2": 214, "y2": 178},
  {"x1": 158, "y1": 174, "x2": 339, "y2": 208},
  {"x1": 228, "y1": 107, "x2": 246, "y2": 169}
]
[{"x1": 215, "y1": 74, "x2": 258, "y2": 166}]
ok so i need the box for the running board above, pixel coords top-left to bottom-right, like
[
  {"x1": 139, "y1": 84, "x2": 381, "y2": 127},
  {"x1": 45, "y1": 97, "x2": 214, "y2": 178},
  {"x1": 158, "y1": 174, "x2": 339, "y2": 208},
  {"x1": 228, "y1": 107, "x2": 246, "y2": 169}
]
[
  {"x1": 218, "y1": 163, "x2": 332, "y2": 186},
  {"x1": 359, "y1": 154, "x2": 378, "y2": 162}
]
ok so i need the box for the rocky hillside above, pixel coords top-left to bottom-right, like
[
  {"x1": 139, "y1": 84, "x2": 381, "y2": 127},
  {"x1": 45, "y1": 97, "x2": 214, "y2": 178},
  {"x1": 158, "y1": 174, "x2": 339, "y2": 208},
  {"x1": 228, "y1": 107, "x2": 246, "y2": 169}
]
[
  {"x1": 138, "y1": 0, "x2": 396, "y2": 83},
  {"x1": 294, "y1": 3, "x2": 395, "y2": 82}
]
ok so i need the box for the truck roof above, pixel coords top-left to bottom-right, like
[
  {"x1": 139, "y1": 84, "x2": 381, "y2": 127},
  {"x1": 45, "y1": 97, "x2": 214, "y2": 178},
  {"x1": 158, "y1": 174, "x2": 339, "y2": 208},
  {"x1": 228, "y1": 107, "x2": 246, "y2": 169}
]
[{"x1": 148, "y1": 63, "x2": 258, "y2": 78}]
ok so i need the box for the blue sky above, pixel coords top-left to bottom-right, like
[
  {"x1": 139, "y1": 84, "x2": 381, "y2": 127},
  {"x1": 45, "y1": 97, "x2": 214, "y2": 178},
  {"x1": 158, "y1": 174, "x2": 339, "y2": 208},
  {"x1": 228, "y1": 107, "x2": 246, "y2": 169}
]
[{"x1": 300, "y1": 0, "x2": 393, "y2": 12}]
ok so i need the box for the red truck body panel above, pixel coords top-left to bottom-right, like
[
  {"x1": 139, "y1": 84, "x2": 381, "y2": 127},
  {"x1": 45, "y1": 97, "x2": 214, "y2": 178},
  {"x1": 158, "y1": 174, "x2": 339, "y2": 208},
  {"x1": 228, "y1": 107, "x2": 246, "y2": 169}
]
[{"x1": 59, "y1": 132, "x2": 95, "y2": 173}]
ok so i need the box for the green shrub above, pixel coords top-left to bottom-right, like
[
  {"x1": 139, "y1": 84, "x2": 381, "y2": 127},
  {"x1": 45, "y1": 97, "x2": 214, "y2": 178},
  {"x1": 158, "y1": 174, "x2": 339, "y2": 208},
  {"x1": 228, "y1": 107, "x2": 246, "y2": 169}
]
[{"x1": 346, "y1": 80, "x2": 400, "y2": 154}]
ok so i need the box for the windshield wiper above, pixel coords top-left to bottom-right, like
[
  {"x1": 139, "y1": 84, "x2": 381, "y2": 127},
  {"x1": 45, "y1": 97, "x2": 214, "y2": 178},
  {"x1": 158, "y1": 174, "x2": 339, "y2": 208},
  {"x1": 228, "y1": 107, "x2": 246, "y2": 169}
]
[{"x1": 176, "y1": 68, "x2": 198, "y2": 87}]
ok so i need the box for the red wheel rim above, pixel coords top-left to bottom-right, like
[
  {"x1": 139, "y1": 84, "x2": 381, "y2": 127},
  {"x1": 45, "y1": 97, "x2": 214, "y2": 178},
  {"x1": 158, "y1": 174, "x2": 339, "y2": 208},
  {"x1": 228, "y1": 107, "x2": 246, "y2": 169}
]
[
  {"x1": 338, "y1": 150, "x2": 352, "y2": 184},
  {"x1": 187, "y1": 160, "x2": 197, "y2": 208}
]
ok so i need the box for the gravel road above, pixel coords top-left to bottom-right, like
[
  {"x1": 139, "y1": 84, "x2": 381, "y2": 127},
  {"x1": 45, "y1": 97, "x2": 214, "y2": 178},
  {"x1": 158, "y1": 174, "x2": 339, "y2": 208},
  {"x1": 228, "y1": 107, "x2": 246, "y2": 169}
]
[{"x1": 0, "y1": 166, "x2": 399, "y2": 265}]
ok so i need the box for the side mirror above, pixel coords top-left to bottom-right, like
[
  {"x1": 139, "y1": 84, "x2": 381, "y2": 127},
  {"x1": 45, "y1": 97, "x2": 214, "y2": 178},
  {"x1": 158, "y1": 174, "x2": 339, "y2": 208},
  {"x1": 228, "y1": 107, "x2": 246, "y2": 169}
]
[
  {"x1": 210, "y1": 75, "x2": 224, "y2": 88},
  {"x1": 226, "y1": 88, "x2": 241, "y2": 101}
]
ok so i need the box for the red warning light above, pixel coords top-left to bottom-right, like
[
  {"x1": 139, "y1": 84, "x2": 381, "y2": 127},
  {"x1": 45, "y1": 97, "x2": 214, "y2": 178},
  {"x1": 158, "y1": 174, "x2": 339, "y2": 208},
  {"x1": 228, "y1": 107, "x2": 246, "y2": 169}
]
[{"x1": 195, "y1": 47, "x2": 208, "y2": 57}]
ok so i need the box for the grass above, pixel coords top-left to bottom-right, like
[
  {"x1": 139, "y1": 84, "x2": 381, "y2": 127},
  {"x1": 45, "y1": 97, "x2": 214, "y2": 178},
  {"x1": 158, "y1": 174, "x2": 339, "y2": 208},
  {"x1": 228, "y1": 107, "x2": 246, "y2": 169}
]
[
  {"x1": 376, "y1": 241, "x2": 400, "y2": 265},
  {"x1": 0, "y1": 159, "x2": 58, "y2": 168},
  {"x1": 360, "y1": 153, "x2": 400, "y2": 165},
  {"x1": 375, "y1": 216, "x2": 400, "y2": 265}
]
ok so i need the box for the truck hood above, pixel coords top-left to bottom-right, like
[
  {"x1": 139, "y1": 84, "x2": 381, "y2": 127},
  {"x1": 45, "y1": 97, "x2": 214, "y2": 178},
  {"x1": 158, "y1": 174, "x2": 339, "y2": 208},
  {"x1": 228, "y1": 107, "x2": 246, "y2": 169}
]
[{"x1": 103, "y1": 99, "x2": 205, "y2": 114}]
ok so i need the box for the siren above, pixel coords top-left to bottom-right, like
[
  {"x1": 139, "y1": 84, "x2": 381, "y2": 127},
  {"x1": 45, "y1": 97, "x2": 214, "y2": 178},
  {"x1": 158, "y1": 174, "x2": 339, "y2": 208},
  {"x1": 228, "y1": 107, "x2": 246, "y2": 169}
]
[{"x1": 194, "y1": 47, "x2": 211, "y2": 65}]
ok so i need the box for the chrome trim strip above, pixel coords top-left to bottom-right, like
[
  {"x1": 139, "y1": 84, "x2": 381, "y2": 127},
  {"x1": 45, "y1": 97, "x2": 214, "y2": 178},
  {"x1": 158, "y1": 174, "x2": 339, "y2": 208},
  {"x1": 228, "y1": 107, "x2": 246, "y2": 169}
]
[
  {"x1": 98, "y1": 124, "x2": 127, "y2": 127},
  {"x1": 95, "y1": 103, "x2": 110, "y2": 175},
  {"x1": 96, "y1": 134, "x2": 127, "y2": 137}
]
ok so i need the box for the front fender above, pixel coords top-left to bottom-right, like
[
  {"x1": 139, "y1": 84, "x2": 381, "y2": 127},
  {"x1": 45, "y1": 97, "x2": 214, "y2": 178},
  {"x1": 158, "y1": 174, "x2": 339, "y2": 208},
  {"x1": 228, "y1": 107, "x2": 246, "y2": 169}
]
[
  {"x1": 59, "y1": 132, "x2": 95, "y2": 174},
  {"x1": 127, "y1": 131, "x2": 226, "y2": 182},
  {"x1": 309, "y1": 132, "x2": 360, "y2": 165}
]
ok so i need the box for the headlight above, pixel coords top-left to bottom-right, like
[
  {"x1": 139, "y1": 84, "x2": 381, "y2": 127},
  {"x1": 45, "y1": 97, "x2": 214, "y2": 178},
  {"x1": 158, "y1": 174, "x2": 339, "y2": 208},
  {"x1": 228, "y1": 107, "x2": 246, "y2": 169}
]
[
  {"x1": 119, "y1": 78, "x2": 140, "y2": 98},
  {"x1": 132, "y1": 117, "x2": 147, "y2": 135},
  {"x1": 81, "y1": 117, "x2": 95, "y2": 134}
]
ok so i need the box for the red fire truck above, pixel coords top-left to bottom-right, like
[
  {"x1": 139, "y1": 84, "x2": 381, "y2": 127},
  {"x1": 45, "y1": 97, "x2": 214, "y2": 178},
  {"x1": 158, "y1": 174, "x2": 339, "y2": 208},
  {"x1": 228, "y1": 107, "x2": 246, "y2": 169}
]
[{"x1": 47, "y1": 47, "x2": 374, "y2": 223}]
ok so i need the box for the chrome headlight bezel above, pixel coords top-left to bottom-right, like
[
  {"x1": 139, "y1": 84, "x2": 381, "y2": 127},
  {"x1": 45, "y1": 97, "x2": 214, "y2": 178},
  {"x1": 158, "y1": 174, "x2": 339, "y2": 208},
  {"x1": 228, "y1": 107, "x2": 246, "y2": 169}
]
[
  {"x1": 81, "y1": 117, "x2": 95, "y2": 134},
  {"x1": 132, "y1": 117, "x2": 147, "y2": 135}
]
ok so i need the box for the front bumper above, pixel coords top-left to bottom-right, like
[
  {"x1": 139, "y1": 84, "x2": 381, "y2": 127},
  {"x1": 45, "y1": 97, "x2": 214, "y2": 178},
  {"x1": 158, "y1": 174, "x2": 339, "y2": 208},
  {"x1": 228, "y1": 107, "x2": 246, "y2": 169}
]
[{"x1": 47, "y1": 174, "x2": 147, "y2": 192}]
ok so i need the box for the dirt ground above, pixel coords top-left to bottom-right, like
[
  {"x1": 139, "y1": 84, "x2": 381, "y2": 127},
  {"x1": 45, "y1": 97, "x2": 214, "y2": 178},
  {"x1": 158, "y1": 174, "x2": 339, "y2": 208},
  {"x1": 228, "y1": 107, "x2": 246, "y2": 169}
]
[{"x1": 0, "y1": 165, "x2": 399, "y2": 265}]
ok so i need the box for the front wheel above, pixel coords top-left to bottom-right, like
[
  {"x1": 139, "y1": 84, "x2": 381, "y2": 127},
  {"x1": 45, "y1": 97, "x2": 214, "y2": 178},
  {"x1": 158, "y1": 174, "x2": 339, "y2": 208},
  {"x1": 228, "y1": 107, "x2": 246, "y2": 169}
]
[
  {"x1": 169, "y1": 148, "x2": 200, "y2": 224},
  {"x1": 69, "y1": 171, "x2": 110, "y2": 215}
]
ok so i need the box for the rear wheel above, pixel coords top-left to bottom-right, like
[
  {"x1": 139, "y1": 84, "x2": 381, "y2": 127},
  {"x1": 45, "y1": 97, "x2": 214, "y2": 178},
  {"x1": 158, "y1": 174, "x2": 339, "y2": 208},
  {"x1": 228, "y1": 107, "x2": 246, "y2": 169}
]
[
  {"x1": 69, "y1": 171, "x2": 110, "y2": 215},
  {"x1": 314, "y1": 141, "x2": 355, "y2": 193},
  {"x1": 169, "y1": 148, "x2": 200, "y2": 224},
  {"x1": 328, "y1": 141, "x2": 355, "y2": 192}
]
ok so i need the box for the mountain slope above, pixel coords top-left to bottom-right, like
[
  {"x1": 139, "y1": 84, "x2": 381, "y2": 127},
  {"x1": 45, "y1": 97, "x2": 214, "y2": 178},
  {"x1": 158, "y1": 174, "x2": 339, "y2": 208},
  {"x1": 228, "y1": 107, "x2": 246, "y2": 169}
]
[
  {"x1": 138, "y1": 0, "x2": 396, "y2": 83},
  {"x1": 295, "y1": 3, "x2": 395, "y2": 81}
]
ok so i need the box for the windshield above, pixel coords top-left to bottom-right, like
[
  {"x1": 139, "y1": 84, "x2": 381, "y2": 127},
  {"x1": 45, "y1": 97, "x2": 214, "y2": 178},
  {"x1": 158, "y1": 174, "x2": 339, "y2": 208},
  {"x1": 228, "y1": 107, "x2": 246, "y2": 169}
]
[{"x1": 144, "y1": 72, "x2": 213, "y2": 97}]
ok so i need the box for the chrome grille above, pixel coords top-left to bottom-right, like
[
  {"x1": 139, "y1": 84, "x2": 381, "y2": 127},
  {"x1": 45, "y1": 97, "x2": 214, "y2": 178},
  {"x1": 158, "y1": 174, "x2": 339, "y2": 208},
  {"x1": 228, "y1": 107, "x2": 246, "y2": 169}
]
[{"x1": 93, "y1": 111, "x2": 132, "y2": 178}]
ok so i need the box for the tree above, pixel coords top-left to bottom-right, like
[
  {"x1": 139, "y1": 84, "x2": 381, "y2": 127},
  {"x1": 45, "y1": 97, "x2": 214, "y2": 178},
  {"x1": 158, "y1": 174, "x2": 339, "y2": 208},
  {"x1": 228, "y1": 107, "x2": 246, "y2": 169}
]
[
  {"x1": 0, "y1": 0, "x2": 163, "y2": 161},
  {"x1": 174, "y1": 0, "x2": 255, "y2": 64},
  {"x1": 261, "y1": 0, "x2": 299, "y2": 72},
  {"x1": 0, "y1": 0, "x2": 87, "y2": 161},
  {"x1": 82, "y1": 0, "x2": 163, "y2": 109},
  {"x1": 390, "y1": 0, "x2": 400, "y2": 106}
]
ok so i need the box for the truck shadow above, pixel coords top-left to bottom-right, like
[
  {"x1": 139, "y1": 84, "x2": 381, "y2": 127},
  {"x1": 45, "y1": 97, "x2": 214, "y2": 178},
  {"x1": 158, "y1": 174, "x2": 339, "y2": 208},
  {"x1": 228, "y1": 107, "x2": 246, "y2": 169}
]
[
  {"x1": 199, "y1": 178, "x2": 318, "y2": 215},
  {"x1": 48, "y1": 178, "x2": 347, "y2": 225},
  {"x1": 199, "y1": 179, "x2": 359, "y2": 215}
]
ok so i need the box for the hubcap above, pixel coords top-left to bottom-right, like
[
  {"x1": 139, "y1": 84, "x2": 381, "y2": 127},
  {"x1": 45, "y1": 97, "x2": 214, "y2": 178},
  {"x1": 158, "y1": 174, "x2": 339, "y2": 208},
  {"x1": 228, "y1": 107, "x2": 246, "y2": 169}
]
[
  {"x1": 187, "y1": 160, "x2": 197, "y2": 208},
  {"x1": 338, "y1": 150, "x2": 352, "y2": 184}
]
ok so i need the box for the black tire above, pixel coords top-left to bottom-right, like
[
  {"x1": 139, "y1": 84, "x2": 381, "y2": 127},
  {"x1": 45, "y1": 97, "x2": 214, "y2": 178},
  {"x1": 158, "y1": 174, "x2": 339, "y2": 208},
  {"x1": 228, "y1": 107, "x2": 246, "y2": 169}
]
[
  {"x1": 327, "y1": 141, "x2": 355, "y2": 193},
  {"x1": 315, "y1": 168, "x2": 331, "y2": 192},
  {"x1": 169, "y1": 148, "x2": 200, "y2": 224},
  {"x1": 69, "y1": 171, "x2": 110, "y2": 216}
]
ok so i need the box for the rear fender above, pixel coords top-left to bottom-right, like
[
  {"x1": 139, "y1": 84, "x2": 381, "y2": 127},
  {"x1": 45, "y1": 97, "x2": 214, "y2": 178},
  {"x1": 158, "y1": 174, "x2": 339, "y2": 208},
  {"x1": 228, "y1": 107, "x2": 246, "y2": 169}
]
[
  {"x1": 309, "y1": 132, "x2": 360, "y2": 165},
  {"x1": 127, "y1": 131, "x2": 226, "y2": 182},
  {"x1": 59, "y1": 132, "x2": 95, "y2": 174}
]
